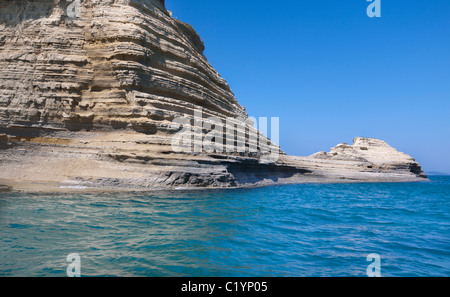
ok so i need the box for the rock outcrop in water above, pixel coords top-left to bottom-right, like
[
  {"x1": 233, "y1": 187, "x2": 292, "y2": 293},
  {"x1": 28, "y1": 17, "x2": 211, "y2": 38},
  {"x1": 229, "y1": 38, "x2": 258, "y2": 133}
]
[
  {"x1": 281, "y1": 137, "x2": 427, "y2": 183},
  {"x1": 0, "y1": 0, "x2": 427, "y2": 191}
]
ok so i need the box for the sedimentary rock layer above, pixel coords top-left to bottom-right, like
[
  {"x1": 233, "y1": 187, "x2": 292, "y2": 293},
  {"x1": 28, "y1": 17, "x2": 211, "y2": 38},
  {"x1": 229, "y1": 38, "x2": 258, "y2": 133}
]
[
  {"x1": 282, "y1": 137, "x2": 428, "y2": 183},
  {"x1": 0, "y1": 1, "x2": 427, "y2": 191}
]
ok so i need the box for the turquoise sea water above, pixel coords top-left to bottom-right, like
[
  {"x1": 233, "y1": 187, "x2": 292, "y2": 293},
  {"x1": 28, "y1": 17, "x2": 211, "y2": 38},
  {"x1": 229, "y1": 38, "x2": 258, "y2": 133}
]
[{"x1": 0, "y1": 177, "x2": 449, "y2": 277}]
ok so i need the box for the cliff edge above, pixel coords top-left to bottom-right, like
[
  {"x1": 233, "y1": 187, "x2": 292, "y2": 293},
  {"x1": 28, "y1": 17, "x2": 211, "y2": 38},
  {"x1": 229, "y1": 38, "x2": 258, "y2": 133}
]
[{"x1": 0, "y1": 1, "x2": 427, "y2": 191}]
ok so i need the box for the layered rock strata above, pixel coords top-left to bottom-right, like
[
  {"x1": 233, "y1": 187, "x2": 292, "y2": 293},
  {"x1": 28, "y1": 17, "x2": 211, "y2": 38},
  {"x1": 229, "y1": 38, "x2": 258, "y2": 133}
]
[
  {"x1": 0, "y1": 0, "x2": 427, "y2": 191},
  {"x1": 282, "y1": 137, "x2": 427, "y2": 183}
]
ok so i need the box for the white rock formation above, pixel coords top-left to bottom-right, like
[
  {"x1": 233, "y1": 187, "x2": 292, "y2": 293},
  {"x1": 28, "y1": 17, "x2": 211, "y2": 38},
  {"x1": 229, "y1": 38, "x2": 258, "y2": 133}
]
[{"x1": 0, "y1": 1, "x2": 427, "y2": 192}]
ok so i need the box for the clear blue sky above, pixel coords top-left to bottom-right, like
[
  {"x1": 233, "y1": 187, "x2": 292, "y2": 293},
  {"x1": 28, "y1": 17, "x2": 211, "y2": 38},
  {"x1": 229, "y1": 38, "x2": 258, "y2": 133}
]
[{"x1": 166, "y1": 0, "x2": 450, "y2": 173}]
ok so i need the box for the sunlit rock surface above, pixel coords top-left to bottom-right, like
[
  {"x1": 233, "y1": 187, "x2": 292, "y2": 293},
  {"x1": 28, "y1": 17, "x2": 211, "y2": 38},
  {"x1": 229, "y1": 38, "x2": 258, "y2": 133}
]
[{"x1": 0, "y1": 1, "x2": 427, "y2": 191}]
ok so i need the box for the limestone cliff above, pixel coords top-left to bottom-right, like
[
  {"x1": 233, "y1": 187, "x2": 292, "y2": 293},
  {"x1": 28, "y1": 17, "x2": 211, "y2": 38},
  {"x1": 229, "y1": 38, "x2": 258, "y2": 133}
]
[
  {"x1": 0, "y1": 0, "x2": 247, "y2": 130},
  {"x1": 0, "y1": 1, "x2": 427, "y2": 191}
]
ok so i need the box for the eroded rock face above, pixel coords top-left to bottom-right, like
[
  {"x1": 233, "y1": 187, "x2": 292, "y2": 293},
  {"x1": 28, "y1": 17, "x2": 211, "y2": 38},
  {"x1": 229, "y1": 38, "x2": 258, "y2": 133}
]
[
  {"x1": 306, "y1": 137, "x2": 427, "y2": 179},
  {"x1": 0, "y1": 0, "x2": 246, "y2": 130},
  {"x1": 0, "y1": 1, "x2": 427, "y2": 191}
]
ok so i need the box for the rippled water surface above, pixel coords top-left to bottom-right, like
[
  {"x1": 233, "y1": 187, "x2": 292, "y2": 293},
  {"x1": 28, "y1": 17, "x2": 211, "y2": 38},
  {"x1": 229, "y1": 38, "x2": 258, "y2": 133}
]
[{"x1": 1, "y1": 177, "x2": 449, "y2": 277}]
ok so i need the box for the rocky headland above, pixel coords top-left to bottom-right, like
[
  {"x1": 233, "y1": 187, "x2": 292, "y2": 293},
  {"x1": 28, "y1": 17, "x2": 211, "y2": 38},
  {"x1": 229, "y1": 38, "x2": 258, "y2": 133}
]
[{"x1": 0, "y1": 0, "x2": 427, "y2": 192}]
